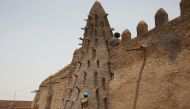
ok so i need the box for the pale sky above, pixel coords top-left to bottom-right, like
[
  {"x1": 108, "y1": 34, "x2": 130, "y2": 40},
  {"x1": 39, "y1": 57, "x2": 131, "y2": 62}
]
[{"x1": 0, "y1": 0, "x2": 180, "y2": 100}]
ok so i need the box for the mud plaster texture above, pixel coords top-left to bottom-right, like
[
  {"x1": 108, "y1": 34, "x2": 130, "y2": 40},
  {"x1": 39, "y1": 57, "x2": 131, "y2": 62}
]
[{"x1": 32, "y1": 0, "x2": 190, "y2": 109}]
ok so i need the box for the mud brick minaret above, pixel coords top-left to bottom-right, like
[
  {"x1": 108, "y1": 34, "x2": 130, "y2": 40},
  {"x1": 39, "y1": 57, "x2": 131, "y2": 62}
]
[{"x1": 60, "y1": 1, "x2": 114, "y2": 109}]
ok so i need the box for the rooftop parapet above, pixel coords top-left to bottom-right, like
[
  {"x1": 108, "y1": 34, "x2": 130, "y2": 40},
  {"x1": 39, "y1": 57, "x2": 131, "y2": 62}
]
[
  {"x1": 180, "y1": 0, "x2": 190, "y2": 17},
  {"x1": 155, "y1": 8, "x2": 169, "y2": 27},
  {"x1": 136, "y1": 21, "x2": 148, "y2": 37},
  {"x1": 121, "y1": 29, "x2": 131, "y2": 44}
]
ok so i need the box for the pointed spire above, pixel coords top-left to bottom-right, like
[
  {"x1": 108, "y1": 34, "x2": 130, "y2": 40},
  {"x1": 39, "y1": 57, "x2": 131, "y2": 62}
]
[
  {"x1": 90, "y1": 1, "x2": 106, "y2": 15},
  {"x1": 81, "y1": 1, "x2": 113, "y2": 50}
]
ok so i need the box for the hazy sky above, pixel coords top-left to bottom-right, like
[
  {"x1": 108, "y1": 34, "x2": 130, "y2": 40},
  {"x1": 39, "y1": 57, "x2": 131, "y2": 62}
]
[{"x1": 0, "y1": 0, "x2": 180, "y2": 100}]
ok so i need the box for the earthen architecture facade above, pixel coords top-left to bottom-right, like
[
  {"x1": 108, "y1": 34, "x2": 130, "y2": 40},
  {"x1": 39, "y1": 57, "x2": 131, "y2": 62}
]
[
  {"x1": 32, "y1": 0, "x2": 190, "y2": 109},
  {"x1": 0, "y1": 100, "x2": 32, "y2": 109}
]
